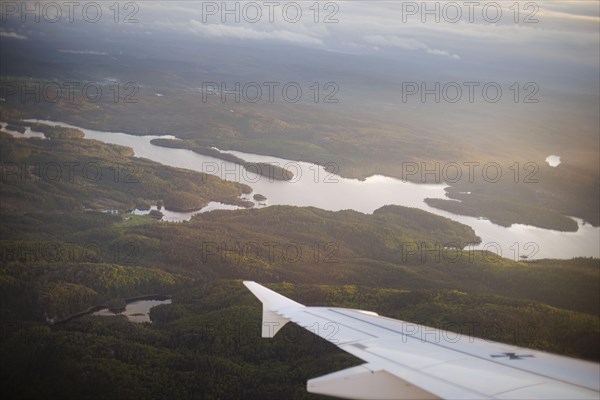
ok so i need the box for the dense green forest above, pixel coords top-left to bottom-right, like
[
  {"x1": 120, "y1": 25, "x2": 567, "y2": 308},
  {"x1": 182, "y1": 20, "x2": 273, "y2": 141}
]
[{"x1": 1, "y1": 130, "x2": 598, "y2": 399}]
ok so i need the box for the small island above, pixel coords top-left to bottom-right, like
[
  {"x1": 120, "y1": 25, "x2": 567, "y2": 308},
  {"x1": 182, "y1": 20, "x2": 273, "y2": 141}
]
[
  {"x1": 6, "y1": 124, "x2": 26, "y2": 133},
  {"x1": 253, "y1": 193, "x2": 267, "y2": 202},
  {"x1": 148, "y1": 209, "x2": 164, "y2": 220},
  {"x1": 107, "y1": 298, "x2": 127, "y2": 313}
]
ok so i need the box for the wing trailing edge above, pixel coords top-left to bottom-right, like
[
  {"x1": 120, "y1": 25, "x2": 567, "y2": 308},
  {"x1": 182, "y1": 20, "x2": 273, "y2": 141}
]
[{"x1": 307, "y1": 363, "x2": 439, "y2": 400}]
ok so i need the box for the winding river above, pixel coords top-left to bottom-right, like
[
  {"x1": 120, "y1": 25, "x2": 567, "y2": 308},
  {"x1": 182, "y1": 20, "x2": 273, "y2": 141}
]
[{"x1": 5, "y1": 120, "x2": 599, "y2": 260}]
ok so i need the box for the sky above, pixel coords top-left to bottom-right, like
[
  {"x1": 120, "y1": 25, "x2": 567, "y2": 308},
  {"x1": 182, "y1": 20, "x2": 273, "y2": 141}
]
[
  {"x1": 2, "y1": 1, "x2": 599, "y2": 62},
  {"x1": 2, "y1": 1, "x2": 598, "y2": 93},
  {"x1": 136, "y1": 1, "x2": 599, "y2": 65}
]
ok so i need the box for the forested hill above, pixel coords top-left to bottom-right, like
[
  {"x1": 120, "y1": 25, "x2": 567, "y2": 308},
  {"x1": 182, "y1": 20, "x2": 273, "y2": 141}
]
[{"x1": 0, "y1": 131, "x2": 252, "y2": 213}]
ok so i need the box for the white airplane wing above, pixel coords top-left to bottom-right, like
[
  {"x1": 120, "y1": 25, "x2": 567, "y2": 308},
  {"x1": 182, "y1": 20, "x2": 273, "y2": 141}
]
[{"x1": 243, "y1": 281, "x2": 600, "y2": 400}]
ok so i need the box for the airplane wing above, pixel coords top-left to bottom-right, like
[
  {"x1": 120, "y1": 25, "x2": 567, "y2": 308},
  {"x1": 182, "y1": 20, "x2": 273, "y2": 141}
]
[{"x1": 243, "y1": 281, "x2": 600, "y2": 400}]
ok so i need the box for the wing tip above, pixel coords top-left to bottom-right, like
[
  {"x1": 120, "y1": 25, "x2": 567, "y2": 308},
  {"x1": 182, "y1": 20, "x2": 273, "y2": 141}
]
[
  {"x1": 243, "y1": 281, "x2": 304, "y2": 309},
  {"x1": 243, "y1": 281, "x2": 303, "y2": 338}
]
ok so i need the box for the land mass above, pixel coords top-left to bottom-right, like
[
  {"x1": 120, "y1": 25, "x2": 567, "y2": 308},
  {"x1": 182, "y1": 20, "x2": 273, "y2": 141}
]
[
  {"x1": 0, "y1": 129, "x2": 252, "y2": 213},
  {"x1": 425, "y1": 196, "x2": 579, "y2": 232},
  {"x1": 150, "y1": 138, "x2": 294, "y2": 181}
]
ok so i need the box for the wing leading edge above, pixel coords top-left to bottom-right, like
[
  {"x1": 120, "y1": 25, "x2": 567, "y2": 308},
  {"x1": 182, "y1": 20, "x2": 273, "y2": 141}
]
[{"x1": 243, "y1": 281, "x2": 600, "y2": 400}]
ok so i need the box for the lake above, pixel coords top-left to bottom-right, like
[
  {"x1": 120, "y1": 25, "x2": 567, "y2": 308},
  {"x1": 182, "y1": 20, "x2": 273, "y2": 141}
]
[
  {"x1": 92, "y1": 298, "x2": 172, "y2": 323},
  {"x1": 11, "y1": 119, "x2": 600, "y2": 260}
]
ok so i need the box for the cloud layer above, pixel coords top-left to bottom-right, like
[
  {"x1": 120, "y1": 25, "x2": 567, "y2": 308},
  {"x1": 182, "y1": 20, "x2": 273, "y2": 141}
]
[{"x1": 0, "y1": 30, "x2": 27, "y2": 40}]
